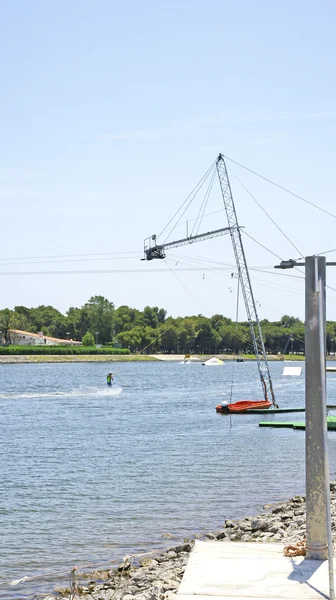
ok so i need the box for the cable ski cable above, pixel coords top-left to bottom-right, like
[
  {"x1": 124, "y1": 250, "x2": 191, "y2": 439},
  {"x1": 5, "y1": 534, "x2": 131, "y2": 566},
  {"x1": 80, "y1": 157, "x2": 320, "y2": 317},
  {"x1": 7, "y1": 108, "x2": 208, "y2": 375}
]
[
  {"x1": 229, "y1": 166, "x2": 304, "y2": 258},
  {"x1": 224, "y1": 154, "x2": 336, "y2": 220},
  {"x1": 161, "y1": 207, "x2": 226, "y2": 239},
  {"x1": 0, "y1": 255, "x2": 142, "y2": 267},
  {"x1": 317, "y1": 247, "x2": 336, "y2": 256},
  {"x1": 157, "y1": 159, "x2": 217, "y2": 241},
  {"x1": 163, "y1": 164, "x2": 217, "y2": 244},
  {"x1": 170, "y1": 252, "x2": 305, "y2": 283},
  {"x1": 196, "y1": 169, "x2": 217, "y2": 236},
  {"x1": 164, "y1": 259, "x2": 195, "y2": 299},
  {"x1": 191, "y1": 168, "x2": 217, "y2": 238},
  {"x1": 168, "y1": 257, "x2": 305, "y2": 298},
  {"x1": 170, "y1": 251, "x2": 305, "y2": 279},
  {"x1": 164, "y1": 256, "x2": 306, "y2": 352},
  {"x1": 164, "y1": 258, "x2": 289, "y2": 357},
  {"x1": 0, "y1": 266, "x2": 302, "y2": 276},
  {"x1": 241, "y1": 230, "x2": 283, "y2": 261},
  {"x1": 0, "y1": 250, "x2": 140, "y2": 262}
]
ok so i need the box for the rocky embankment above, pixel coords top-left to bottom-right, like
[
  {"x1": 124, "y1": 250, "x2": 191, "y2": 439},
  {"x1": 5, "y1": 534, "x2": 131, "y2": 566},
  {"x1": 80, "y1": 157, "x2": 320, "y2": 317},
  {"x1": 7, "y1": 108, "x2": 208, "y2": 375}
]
[{"x1": 45, "y1": 483, "x2": 336, "y2": 600}]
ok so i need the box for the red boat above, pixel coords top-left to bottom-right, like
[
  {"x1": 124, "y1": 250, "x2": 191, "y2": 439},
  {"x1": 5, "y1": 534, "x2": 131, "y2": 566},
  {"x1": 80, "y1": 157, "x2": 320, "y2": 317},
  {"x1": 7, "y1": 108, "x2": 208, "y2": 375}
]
[{"x1": 216, "y1": 400, "x2": 273, "y2": 413}]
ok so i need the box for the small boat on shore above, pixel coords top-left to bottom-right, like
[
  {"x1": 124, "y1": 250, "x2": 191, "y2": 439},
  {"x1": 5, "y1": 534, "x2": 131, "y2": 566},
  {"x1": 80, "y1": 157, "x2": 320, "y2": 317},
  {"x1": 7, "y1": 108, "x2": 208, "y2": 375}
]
[{"x1": 216, "y1": 400, "x2": 272, "y2": 413}]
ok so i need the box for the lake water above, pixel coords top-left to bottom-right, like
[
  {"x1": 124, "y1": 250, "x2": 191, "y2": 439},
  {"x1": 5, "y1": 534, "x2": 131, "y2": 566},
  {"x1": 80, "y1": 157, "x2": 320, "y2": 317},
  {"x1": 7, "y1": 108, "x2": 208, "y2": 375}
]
[{"x1": 1, "y1": 360, "x2": 336, "y2": 599}]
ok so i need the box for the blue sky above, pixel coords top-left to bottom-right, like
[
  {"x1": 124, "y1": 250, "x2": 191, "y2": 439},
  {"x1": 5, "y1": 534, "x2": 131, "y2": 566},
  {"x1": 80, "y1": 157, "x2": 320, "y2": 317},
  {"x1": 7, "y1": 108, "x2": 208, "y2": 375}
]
[{"x1": 1, "y1": 0, "x2": 336, "y2": 321}]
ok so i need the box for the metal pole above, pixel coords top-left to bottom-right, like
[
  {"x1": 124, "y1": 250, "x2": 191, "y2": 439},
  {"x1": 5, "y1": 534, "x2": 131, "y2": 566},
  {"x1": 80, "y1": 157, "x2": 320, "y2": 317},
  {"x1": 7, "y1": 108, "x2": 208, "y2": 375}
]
[{"x1": 305, "y1": 255, "x2": 334, "y2": 598}]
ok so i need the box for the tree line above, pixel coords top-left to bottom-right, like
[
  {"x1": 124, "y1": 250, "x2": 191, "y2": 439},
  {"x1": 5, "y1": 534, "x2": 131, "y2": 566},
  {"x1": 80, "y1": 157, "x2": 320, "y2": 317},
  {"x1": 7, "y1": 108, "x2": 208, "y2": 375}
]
[{"x1": 1, "y1": 295, "x2": 336, "y2": 354}]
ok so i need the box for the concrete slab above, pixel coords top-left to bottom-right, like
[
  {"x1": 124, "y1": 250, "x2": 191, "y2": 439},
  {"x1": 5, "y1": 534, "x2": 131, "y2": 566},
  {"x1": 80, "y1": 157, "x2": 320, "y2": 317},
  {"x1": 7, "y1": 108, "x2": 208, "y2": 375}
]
[{"x1": 177, "y1": 541, "x2": 332, "y2": 599}]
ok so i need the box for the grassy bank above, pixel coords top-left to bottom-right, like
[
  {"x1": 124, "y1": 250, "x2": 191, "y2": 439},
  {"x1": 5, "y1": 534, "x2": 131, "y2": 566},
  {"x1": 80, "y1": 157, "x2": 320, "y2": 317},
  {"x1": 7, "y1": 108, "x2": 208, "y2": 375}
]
[{"x1": 0, "y1": 354, "x2": 157, "y2": 364}]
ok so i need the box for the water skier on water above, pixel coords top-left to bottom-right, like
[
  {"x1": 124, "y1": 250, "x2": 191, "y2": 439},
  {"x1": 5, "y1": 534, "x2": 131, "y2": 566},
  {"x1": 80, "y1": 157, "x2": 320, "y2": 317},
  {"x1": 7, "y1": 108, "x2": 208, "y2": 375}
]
[{"x1": 107, "y1": 372, "x2": 114, "y2": 386}]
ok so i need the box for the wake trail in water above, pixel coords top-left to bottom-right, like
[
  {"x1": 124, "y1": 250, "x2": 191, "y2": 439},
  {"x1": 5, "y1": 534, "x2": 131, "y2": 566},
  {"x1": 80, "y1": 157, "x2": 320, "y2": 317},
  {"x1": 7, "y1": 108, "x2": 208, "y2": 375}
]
[{"x1": 0, "y1": 386, "x2": 123, "y2": 400}]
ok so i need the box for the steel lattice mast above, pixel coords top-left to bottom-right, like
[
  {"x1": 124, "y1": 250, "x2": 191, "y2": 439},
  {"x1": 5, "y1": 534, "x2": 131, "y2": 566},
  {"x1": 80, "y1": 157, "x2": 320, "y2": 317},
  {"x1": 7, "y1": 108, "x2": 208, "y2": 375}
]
[{"x1": 216, "y1": 153, "x2": 276, "y2": 404}]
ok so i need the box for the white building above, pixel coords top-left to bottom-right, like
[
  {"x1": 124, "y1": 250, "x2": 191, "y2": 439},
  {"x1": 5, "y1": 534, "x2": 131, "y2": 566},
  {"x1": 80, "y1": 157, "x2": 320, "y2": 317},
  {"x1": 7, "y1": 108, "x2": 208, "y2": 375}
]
[{"x1": 11, "y1": 329, "x2": 82, "y2": 346}]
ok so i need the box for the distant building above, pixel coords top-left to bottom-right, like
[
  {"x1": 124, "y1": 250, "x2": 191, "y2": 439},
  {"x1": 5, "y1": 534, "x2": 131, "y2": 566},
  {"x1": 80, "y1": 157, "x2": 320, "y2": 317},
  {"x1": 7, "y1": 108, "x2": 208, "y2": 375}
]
[{"x1": 10, "y1": 329, "x2": 82, "y2": 346}]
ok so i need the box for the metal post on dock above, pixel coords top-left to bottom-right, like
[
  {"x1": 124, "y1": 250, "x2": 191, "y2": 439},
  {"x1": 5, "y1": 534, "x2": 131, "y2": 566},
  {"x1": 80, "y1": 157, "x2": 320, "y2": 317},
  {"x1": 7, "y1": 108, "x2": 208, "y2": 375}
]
[
  {"x1": 275, "y1": 254, "x2": 335, "y2": 598},
  {"x1": 305, "y1": 255, "x2": 334, "y2": 598}
]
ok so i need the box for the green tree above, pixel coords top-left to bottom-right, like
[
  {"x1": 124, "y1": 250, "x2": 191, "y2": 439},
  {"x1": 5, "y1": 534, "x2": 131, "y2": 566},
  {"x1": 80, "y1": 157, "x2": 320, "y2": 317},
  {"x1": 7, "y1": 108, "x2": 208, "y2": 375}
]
[
  {"x1": 85, "y1": 295, "x2": 115, "y2": 345},
  {"x1": 159, "y1": 322, "x2": 179, "y2": 353},
  {"x1": 157, "y1": 308, "x2": 167, "y2": 323},
  {"x1": 195, "y1": 319, "x2": 221, "y2": 353},
  {"x1": 177, "y1": 318, "x2": 196, "y2": 353},
  {"x1": 27, "y1": 305, "x2": 65, "y2": 336},
  {"x1": 13, "y1": 306, "x2": 34, "y2": 331},
  {"x1": 114, "y1": 305, "x2": 140, "y2": 334},
  {"x1": 82, "y1": 331, "x2": 95, "y2": 346},
  {"x1": 143, "y1": 306, "x2": 159, "y2": 328},
  {"x1": 117, "y1": 327, "x2": 142, "y2": 352},
  {"x1": 280, "y1": 315, "x2": 302, "y2": 328},
  {"x1": 67, "y1": 306, "x2": 90, "y2": 340},
  {"x1": 0, "y1": 309, "x2": 18, "y2": 344}
]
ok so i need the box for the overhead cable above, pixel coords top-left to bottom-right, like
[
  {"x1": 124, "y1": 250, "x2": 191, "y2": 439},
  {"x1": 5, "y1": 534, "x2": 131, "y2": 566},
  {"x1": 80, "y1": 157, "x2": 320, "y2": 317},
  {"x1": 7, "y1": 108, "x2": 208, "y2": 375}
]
[
  {"x1": 0, "y1": 256, "x2": 142, "y2": 267},
  {"x1": 0, "y1": 266, "x2": 267, "y2": 276},
  {"x1": 192, "y1": 168, "x2": 217, "y2": 237},
  {"x1": 161, "y1": 162, "x2": 217, "y2": 243},
  {"x1": 170, "y1": 252, "x2": 304, "y2": 279},
  {"x1": 229, "y1": 166, "x2": 304, "y2": 258},
  {"x1": 0, "y1": 250, "x2": 140, "y2": 262},
  {"x1": 224, "y1": 154, "x2": 336, "y2": 220},
  {"x1": 241, "y1": 230, "x2": 283, "y2": 261}
]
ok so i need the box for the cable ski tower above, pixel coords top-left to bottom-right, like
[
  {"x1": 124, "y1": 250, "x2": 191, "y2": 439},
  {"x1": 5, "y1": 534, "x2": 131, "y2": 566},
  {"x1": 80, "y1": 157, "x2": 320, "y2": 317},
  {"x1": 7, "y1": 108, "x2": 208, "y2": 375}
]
[
  {"x1": 142, "y1": 153, "x2": 276, "y2": 407},
  {"x1": 216, "y1": 154, "x2": 275, "y2": 405}
]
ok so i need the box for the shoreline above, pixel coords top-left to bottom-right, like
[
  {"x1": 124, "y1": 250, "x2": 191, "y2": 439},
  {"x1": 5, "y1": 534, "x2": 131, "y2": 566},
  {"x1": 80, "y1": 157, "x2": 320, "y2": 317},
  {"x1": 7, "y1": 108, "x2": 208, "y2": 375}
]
[
  {"x1": 42, "y1": 483, "x2": 336, "y2": 599},
  {"x1": 0, "y1": 355, "x2": 157, "y2": 363},
  {"x1": 0, "y1": 353, "x2": 323, "y2": 364}
]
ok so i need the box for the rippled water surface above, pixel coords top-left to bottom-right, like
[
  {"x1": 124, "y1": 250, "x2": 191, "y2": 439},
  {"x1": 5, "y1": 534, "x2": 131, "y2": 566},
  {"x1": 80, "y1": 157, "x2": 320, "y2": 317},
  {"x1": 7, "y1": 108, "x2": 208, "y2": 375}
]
[{"x1": 1, "y1": 360, "x2": 336, "y2": 598}]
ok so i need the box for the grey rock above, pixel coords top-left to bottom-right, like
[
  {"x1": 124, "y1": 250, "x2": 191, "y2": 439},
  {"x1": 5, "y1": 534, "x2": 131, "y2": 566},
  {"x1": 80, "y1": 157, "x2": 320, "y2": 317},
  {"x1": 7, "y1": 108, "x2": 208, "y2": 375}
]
[
  {"x1": 229, "y1": 532, "x2": 242, "y2": 541},
  {"x1": 146, "y1": 585, "x2": 163, "y2": 600},
  {"x1": 224, "y1": 520, "x2": 235, "y2": 528},
  {"x1": 239, "y1": 521, "x2": 252, "y2": 532},
  {"x1": 216, "y1": 531, "x2": 228, "y2": 540},
  {"x1": 292, "y1": 495, "x2": 305, "y2": 503},
  {"x1": 161, "y1": 580, "x2": 179, "y2": 591},
  {"x1": 251, "y1": 519, "x2": 268, "y2": 532},
  {"x1": 127, "y1": 586, "x2": 141, "y2": 594},
  {"x1": 271, "y1": 504, "x2": 287, "y2": 514},
  {"x1": 174, "y1": 543, "x2": 192, "y2": 554},
  {"x1": 269, "y1": 525, "x2": 282, "y2": 534}
]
